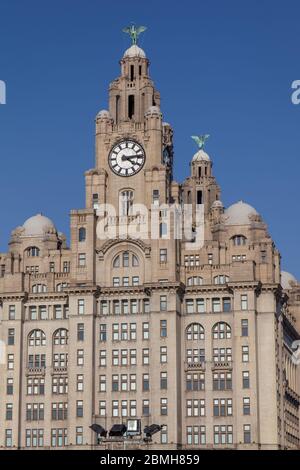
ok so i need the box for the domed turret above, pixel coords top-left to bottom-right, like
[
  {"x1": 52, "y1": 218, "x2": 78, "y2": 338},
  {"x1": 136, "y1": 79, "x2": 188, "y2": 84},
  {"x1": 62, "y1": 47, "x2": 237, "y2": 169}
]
[
  {"x1": 123, "y1": 45, "x2": 146, "y2": 59},
  {"x1": 96, "y1": 109, "x2": 111, "y2": 119},
  {"x1": 224, "y1": 201, "x2": 260, "y2": 226},
  {"x1": 281, "y1": 271, "x2": 297, "y2": 290},
  {"x1": 22, "y1": 214, "x2": 56, "y2": 237},
  {"x1": 192, "y1": 149, "x2": 210, "y2": 162}
]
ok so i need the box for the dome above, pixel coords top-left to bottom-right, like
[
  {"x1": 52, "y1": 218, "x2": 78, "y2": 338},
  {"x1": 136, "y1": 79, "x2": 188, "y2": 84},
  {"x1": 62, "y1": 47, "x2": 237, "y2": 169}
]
[
  {"x1": 145, "y1": 105, "x2": 162, "y2": 117},
  {"x1": 224, "y1": 201, "x2": 259, "y2": 225},
  {"x1": 192, "y1": 149, "x2": 210, "y2": 162},
  {"x1": 97, "y1": 109, "x2": 111, "y2": 119},
  {"x1": 211, "y1": 200, "x2": 223, "y2": 209},
  {"x1": 123, "y1": 45, "x2": 146, "y2": 58},
  {"x1": 281, "y1": 271, "x2": 297, "y2": 290},
  {"x1": 23, "y1": 214, "x2": 56, "y2": 237}
]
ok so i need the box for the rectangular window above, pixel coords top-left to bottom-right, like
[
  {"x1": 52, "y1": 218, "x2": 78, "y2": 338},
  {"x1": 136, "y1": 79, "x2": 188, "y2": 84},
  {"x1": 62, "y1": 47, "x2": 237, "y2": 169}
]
[
  {"x1": 122, "y1": 299, "x2": 129, "y2": 315},
  {"x1": 208, "y1": 253, "x2": 213, "y2": 265},
  {"x1": 161, "y1": 425, "x2": 168, "y2": 444},
  {"x1": 242, "y1": 346, "x2": 249, "y2": 363},
  {"x1": 100, "y1": 301, "x2": 108, "y2": 315},
  {"x1": 54, "y1": 305, "x2": 62, "y2": 320},
  {"x1": 160, "y1": 346, "x2": 167, "y2": 363},
  {"x1": 63, "y1": 261, "x2": 70, "y2": 273},
  {"x1": 242, "y1": 371, "x2": 250, "y2": 389},
  {"x1": 122, "y1": 277, "x2": 129, "y2": 287},
  {"x1": 8, "y1": 305, "x2": 16, "y2": 320},
  {"x1": 143, "y1": 373, "x2": 149, "y2": 391},
  {"x1": 29, "y1": 306, "x2": 37, "y2": 320},
  {"x1": 112, "y1": 401, "x2": 119, "y2": 417},
  {"x1": 77, "y1": 374, "x2": 84, "y2": 392},
  {"x1": 160, "y1": 372, "x2": 168, "y2": 390},
  {"x1": 243, "y1": 397, "x2": 251, "y2": 415},
  {"x1": 5, "y1": 429, "x2": 12, "y2": 447},
  {"x1": 187, "y1": 426, "x2": 206, "y2": 446},
  {"x1": 241, "y1": 294, "x2": 248, "y2": 310},
  {"x1": 113, "y1": 300, "x2": 120, "y2": 315},
  {"x1": 160, "y1": 398, "x2": 168, "y2": 416},
  {"x1": 143, "y1": 299, "x2": 150, "y2": 313},
  {"x1": 212, "y1": 298, "x2": 221, "y2": 313},
  {"x1": 100, "y1": 350, "x2": 107, "y2": 367},
  {"x1": 78, "y1": 299, "x2": 85, "y2": 315},
  {"x1": 130, "y1": 323, "x2": 136, "y2": 340},
  {"x1": 7, "y1": 354, "x2": 14, "y2": 370},
  {"x1": 39, "y1": 305, "x2": 47, "y2": 320},
  {"x1": 186, "y1": 299, "x2": 194, "y2": 314},
  {"x1": 160, "y1": 295, "x2": 167, "y2": 311},
  {"x1": 112, "y1": 374, "x2": 119, "y2": 392},
  {"x1": 76, "y1": 427, "x2": 83, "y2": 445},
  {"x1": 6, "y1": 403, "x2": 13, "y2": 420},
  {"x1": 186, "y1": 372, "x2": 205, "y2": 391},
  {"x1": 223, "y1": 297, "x2": 232, "y2": 312},
  {"x1": 76, "y1": 400, "x2": 83, "y2": 418},
  {"x1": 49, "y1": 262, "x2": 55, "y2": 272},
  {"x1": 6, "y1": 378, "x2": 13, "y2": 395},
  {"x1": 99, "y1": 401, "x2": 106, "y2": 417},
  {"x1": 142, "y1": 322, "x2": 149, "y2": 340},
  {"x1": 142, "y1": 400, "x2": 150, "y2": 416},
  {"x1": 160, "y1": 249, "x2": 167, "y2": 263},
  {"x1": 160, "y1": 320, "x2": 167, "y2": 337},
  {"x1": 241, "y1": 319, "x2": 248, "y2": 337},
  {"x1": 78, "y1": 253, "x2": 86, "y2": 267},
  {"x1": 196, "y1": 298, "x2": 206, "y2": 314},
  {"x1": 130, "y1": 374, "x2": 136, "y2": 391},
  {"x1": 153, "y1": 189, "x2": 160, "y2": 205},
  {"x1": 244, "y1": 424, "x2": 251, "y2": 444},
  {"x1": 132, "y1": 276, "x2": 139, "y2": 286},
  {"x1": 113, "y1": 277, "x2": 120, "y2": 287},
  {"x1": 8, "y1": 328, "x2": 15, "y2": 346},
  {"x1": 112, "y1": 324, "x2": 119, "y2": 341},
  {"x1": 77, "y1": 349, "x2": 84, "y2": 366},
  {"x1": 143, "y1": 348, "x2": 149, "y2": 365},
  {"x1": 214, "y1": 425, "x2": 233, "y2": 445},
  {"x1": 99, "y1": 375, "x2": 106, "y2": 392},
  {"x1": 77, "y1": 323, "x2": 84, "y2": 341}
]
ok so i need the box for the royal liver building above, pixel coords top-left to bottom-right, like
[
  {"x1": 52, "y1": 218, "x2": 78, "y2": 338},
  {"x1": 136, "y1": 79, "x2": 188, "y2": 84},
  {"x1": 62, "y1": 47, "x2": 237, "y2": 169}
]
[{"x1": 0, "y1": 30, "x2": 300, "y2": 450}]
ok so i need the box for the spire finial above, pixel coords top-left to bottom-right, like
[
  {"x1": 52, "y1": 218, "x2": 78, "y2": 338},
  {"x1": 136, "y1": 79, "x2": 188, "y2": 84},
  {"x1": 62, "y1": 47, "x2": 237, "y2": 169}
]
[
  {"x1": 191, "y1": 134, "x2": 210, "y2": 150},
  {"x1": 122, "y1": 24, "x2": 147, "y2": 45}
]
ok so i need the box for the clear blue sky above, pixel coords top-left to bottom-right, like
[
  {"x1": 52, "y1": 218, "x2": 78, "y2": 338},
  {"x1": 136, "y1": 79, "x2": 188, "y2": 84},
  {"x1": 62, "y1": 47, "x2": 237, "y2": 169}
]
[{"x1": 0, "y1": 0, "x2": 299, "y2": 278}]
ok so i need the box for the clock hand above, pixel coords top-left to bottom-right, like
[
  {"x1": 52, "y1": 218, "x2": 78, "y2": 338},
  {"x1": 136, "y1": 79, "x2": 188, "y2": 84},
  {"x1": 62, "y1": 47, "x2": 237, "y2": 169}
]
[{"x1": 121, "y1": 154, "x2": 139, "y2": 161}]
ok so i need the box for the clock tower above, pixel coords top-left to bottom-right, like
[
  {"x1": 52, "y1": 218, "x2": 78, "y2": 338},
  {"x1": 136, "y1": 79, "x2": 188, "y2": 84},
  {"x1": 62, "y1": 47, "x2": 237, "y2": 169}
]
[{"x1": 85, "y1": 39, "x2": 176, "y2": 226}]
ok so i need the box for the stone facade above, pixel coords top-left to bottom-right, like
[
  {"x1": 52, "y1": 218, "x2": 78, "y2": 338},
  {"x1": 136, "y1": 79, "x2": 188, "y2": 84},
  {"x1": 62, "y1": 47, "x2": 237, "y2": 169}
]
[{"x1": 0, "y1": 41, "x2": 299, "y2": 450}]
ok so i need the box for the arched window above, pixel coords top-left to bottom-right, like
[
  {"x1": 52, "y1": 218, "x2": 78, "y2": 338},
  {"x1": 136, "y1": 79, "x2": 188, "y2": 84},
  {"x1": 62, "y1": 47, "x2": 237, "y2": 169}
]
[
  {"x1": 120, "y1": 190, "x2": 134, "y2": 216},
  {"x1": 187, "y1": 276, "x2": 203, "y2": 286},
  {"x1": 132, "y1": 254, "x2": 139, "y2": 267},
  {"x1": 28, "y1": 329, "x2": 46, "y2": 347},
  {"x1": 214, "y1": 275, "x2": 229, "y2": 285},
  {"x1": 232, "y1": 235, "x2": 247, "y2": 246},
  {"x1": 56, "y1": 283, "x2": 69, "y2": 292},
  {"x1": 113, "y1": 252, "x2": 139, "y2": 268},
  {"x1": 213, "y1": 322, "x2": 231, "y2": 340},
  {"x1": 27, "y1": 246, "x2": 40, "y2": 257},
  {"x1": 32, "y1": 284, "x2": 47, "y2": 293},
  {"x1": 113, "y1": 255, "x2": 120, "y2": 268},
  {"x1": 186, "y1": 323, "x2": 205, "y2": 341},
  {"x1": 79, "y1": 227, "x2": 86, "y2": 242},
  {"x1": 53, "y1": 328, "x2": 68, "y2": 346}
]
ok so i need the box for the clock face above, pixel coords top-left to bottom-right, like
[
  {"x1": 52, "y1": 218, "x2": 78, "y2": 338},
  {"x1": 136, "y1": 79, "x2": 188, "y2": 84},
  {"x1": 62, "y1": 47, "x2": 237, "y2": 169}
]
[{"x1": 108, "y1": 140, "x2": 145, "y2": 177}]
